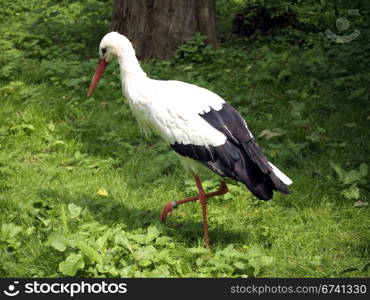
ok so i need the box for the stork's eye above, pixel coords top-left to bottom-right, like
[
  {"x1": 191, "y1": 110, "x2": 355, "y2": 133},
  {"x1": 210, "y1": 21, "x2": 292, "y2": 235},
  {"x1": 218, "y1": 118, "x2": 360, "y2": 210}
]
[{"x1": 101, "y1": 47, "x2": 107, "y2": 55}]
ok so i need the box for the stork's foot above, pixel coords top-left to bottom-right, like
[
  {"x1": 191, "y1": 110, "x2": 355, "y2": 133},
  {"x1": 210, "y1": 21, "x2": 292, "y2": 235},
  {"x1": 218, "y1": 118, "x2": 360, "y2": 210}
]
[
  {"x1": 159, "y1": 180, "x2": 228, "y2": 223},
  {"x1": 160, "y1": 201, "x2": 177, "y2": 222},
  {"x1": 160, "y1": 195, "x2": 199, "y2": 222}
]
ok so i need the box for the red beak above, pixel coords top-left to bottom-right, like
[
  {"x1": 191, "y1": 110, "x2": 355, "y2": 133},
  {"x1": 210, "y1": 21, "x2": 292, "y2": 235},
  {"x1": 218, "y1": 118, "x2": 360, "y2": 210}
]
[{"x1": 87, "y1": 58, "x2": 108, "y2": 97}]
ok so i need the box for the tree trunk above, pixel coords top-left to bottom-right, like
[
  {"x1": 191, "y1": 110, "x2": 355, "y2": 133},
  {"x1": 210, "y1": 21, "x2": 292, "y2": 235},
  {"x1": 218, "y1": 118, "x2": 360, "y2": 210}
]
[{"x1": 111, "y1": 0, "x2": 219, "y2": 60}]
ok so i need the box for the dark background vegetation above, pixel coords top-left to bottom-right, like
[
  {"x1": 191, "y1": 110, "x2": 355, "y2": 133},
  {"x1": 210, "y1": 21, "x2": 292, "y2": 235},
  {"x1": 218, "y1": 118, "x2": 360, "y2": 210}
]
[{"x1": 0, "y1": 0, "x2": 369, "y2": 277}]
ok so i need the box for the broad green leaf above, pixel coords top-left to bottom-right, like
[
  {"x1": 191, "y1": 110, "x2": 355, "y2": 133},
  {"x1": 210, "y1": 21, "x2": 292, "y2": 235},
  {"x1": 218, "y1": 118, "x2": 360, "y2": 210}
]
[
  {"x1": 68, "y1": 203, "x2": 81, "y2": 218},
  {"x1": 233, "y1": 261, "x2": 247, "y2": 270},
  {"x1": 139, "y1": 259, "x2": 152, "y2": 267},
  {"x1": 290, "y1": 101, "x2": 305, "y2": 119},
  {"x1": 359, "y1": 163, "x2": 368, "y2": 177},
  {"x1": 47, "y1": 122, "x2": 55, "y2": 131},
  {"x1": 47, "y1": 232, "x2": 68, "y2": 252},
  {"x1": 134, "y1": 245, "x2": 157, "y2": 261},
  {"x1": 330, "y1": 162, "x2": 344, "y2": 181},
  {"x1": 1, "y1": 223, "x2": 22, "y2": 240},
  {"x1": 278, "y1": 68, "x2": 291, "y2": 79},
  {"x1": 127, "y1": 233, "x2": 147, "y2": 244},
  {"x1": 342, "y1": 170, "x2": 362, "y2": 185},
  {"x1": 76, "y1": 241, "x2": 102, "y2": 264},
  {"x1": 156, "y1": 249, "x2": 171, "y2": 260},
  {"x1": 25, "y1": 227, "x2": 35, "y2": 236},
  {"x1": 349, "y1": 87, "x2": 366, "y2": 99},
  {"x1": 245, "y1": 245, "x2": 273, "y2": 277},
  {"x1": 218, "y1": 244, "x2": 236, "y2": 258},
  {"x1": 52, "y1": 140, "x2": 65, "y2": 147},
  {"x1": 101, "y1": 253, "x2": 114, "y2": 266},
  {"x1": 114, "y1": 232, "x2": 133, "y2": 253},
  {"x1": 18, "y1": 124, "x2": 35, "y2": 132},
  {"x1": 74, "y1": 151, "x2": 82, "y2": 160},
  {"x1": 188, "y1": 247, "x2": 210, "y2": 254},
  {"x1": 155, "y1": 236, "x2": 173, "y2": 246},
  {"x1": 148, "y1": 265, "x2": 170, "y2": 277},
  {"x1": 342, "y1": 184, "x2": 359, "y2": 200},
  {"x1": 96, "y1": 231, "x2": 112, "y2": 250},
  {"x1": 59, "y1": 253, "x2": 84, "y2": 276},
  {"x1": 196, "y1": 258, "x2": 204, "y2": 267},
  {"x1": 223, "y1": 193, "x2": 233, "y2": 200},
  {"x1": 37, "y1": 216, "x2": 51, "y2": 227},
  {"x1": 147, "y1": 224, "x2": 160, "y2": 240}
]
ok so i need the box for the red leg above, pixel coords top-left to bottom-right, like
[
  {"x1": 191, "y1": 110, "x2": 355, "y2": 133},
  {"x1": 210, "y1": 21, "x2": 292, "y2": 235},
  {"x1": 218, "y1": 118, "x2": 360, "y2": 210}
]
[
  {"x1": 160, "y1": 176, "x2": 229, "y2": 248},
  {"x1": 160, "y1": 179, "x2": 228, "y2": 222},
  {"x1": 206, "y1": 180, "x2": 228, "y2": 198},
  {"x1": 194, "y1": 175, "x2": 210, "y2": 248}
]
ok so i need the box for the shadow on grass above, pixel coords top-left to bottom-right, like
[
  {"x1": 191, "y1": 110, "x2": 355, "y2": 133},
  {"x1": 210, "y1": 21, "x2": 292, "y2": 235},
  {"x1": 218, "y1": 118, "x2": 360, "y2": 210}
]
[{"x1": 37, "y1": 188, "x2": 248, "y2": 247}]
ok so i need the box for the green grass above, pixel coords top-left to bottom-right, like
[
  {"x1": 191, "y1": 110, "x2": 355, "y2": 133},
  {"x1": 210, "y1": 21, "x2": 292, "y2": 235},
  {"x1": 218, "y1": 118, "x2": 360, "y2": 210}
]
[{"x1": 0, "y1": 0, "x2": 369, "y2": 278}]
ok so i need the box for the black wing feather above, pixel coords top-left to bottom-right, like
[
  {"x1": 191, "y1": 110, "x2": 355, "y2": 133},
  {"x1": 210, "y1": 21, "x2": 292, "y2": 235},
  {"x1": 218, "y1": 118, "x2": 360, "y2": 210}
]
[{"x1": 171, "y1": 103, "x2": 289, "y2": 200}]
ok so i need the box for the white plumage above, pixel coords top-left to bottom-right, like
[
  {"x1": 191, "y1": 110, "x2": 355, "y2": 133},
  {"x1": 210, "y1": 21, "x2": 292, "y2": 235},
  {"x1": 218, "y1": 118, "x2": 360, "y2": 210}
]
[
  {"x1": 99, "y1": 33, "x2": 225, "y2": 146},
  {"x1": 128, "y1": 80, "x2": 227, "y2": 147},
  {"x1": 88, "y1": 32, "x2": 292, "y2": 247},
  {"x1": 268, "y1": 162, "x2": 293, "y2": 185}
]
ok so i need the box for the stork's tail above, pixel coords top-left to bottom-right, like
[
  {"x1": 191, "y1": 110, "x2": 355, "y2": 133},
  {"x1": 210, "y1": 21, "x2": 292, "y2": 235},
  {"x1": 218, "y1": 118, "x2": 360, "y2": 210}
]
[
  {"x1": 236, "y1": 138, "x2": 292, "y2": 200},
  {"x1": 234, "y1": 155, "x2": 292, "y2": 201},
  {"x1": 265, "y1": 161, "x2": 292, "y2": 197},
  {"x1": 268, "y1": 162, "x2": 293, "y2": 186}
]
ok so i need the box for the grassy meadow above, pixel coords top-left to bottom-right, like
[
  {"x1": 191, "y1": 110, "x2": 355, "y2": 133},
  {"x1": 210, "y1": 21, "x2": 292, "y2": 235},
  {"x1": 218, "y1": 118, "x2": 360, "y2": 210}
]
[{"x1": 0, "y1": 0, "x2": 369, "y2": 277}]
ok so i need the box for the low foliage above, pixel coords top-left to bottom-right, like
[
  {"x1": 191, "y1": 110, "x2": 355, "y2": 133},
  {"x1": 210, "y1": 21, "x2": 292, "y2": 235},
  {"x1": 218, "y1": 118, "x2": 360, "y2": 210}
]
[{"x1": 0, "y1": 0, "x2": 369, "y2": 278}]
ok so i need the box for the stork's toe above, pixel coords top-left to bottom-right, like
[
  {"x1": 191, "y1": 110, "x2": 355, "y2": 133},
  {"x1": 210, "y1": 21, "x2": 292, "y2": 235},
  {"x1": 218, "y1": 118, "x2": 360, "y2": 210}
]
[{"x1": 160, "y1": 202, "x2": 175, "y2": 222}]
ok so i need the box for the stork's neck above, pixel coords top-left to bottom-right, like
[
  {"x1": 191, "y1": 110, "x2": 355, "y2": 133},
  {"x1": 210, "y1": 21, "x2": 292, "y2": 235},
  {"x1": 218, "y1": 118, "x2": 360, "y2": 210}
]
[{"x1": 116, "y1": 45, "x2": 147, "y2": 82}]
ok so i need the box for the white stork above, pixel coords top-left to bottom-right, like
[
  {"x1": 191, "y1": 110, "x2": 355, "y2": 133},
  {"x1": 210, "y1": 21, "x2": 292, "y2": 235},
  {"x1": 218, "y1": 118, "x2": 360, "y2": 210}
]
[{"x1": 87, "y1": 32, "x2": 292, "y2": 248}]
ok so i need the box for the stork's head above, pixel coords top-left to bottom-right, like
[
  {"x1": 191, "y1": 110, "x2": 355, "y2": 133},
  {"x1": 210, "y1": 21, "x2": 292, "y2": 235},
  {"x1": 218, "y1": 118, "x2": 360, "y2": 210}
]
[
  {"x1": 87, "y1": 32, "x2": 133, "y2": 97},
  {"x1": 99, "y1": 32, "x2": 127, "y2": 62}
]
